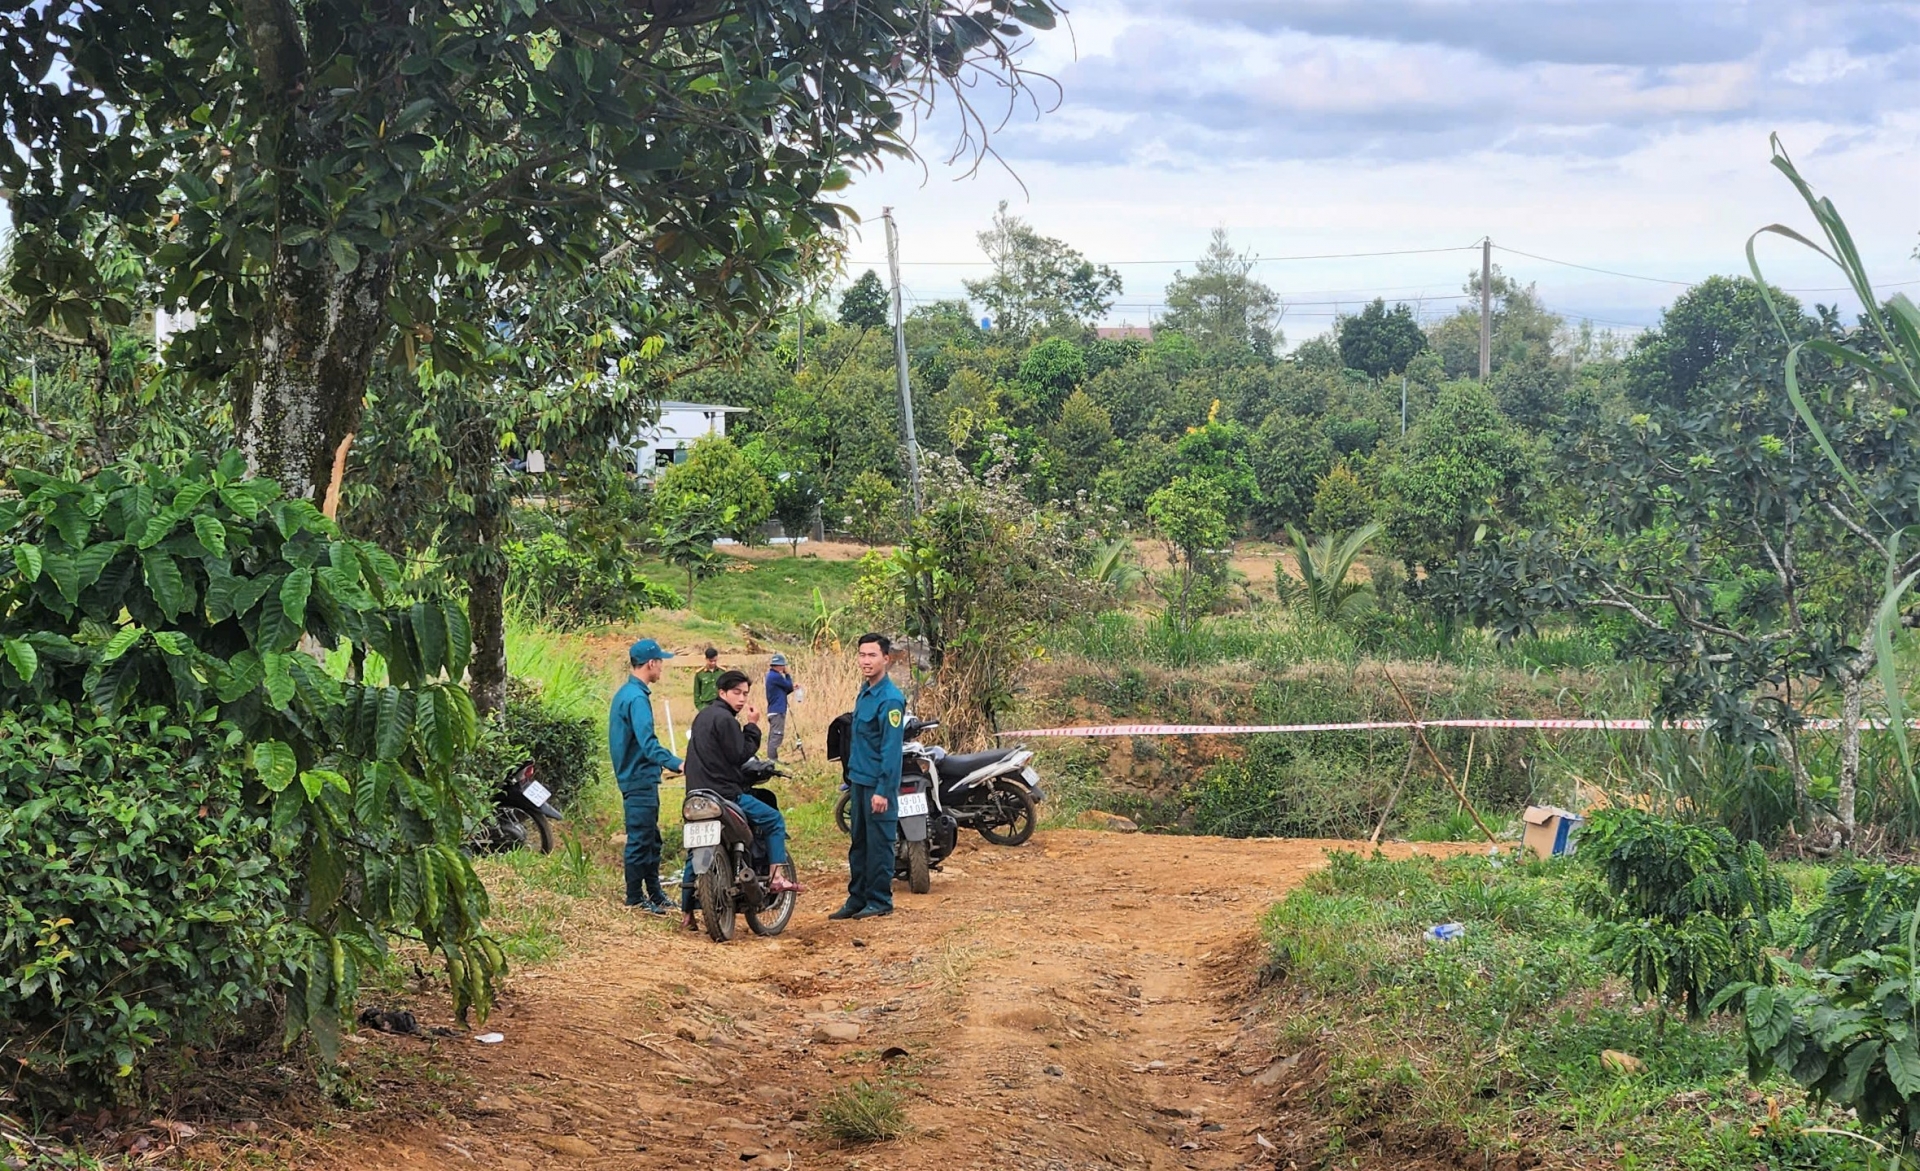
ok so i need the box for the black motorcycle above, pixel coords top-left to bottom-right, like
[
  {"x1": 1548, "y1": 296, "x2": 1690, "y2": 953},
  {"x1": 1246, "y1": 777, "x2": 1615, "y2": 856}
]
[
  {"x1": 681, "y1": 759, "x2": 799, "y2": 942},
  {"x1": 829, "y1": 716, "x2": 960, "y2": 893},
  {"x1": 472, "y1": 760, "x2": 566, "y2": 855},
  {"x1": 834, "y1": 717, "x2": 1042, "y2": 848}
]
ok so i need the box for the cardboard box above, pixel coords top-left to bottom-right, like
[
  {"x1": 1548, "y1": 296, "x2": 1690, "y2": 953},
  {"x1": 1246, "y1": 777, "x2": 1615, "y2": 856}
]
[{"x1": 1522, "y1": 805, "x2": 1583, "y2": 860}]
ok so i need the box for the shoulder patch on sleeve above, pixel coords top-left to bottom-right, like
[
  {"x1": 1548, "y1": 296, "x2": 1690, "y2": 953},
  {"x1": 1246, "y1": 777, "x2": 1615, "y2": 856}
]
[{"x1": 888, "y1": 708, "x2": 902, "y2": 728}]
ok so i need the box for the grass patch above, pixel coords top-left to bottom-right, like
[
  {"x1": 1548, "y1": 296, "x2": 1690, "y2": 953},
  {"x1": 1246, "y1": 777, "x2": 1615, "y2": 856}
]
[
  {"x1": 635, "y1": 554, "x2": 864, "y2": 638},
  {"x1": 812, "y1": 1079, "x2": 907, "y2": 1144},
  {"x1": 1256, "y1": 850, "x2": 1876, "y2": 1169}
]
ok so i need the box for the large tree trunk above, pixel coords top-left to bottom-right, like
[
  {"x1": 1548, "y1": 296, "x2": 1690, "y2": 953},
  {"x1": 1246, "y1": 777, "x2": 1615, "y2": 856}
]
[
  {"x1": 467, "y1": 493, "x2": 510, "y2": 718},
  {"x1": 240, "y1": 251, "x2": 395, "y2": 501},
  {"x1": 1837, "y1": 668, "x2": 1864, "y2": 849}
]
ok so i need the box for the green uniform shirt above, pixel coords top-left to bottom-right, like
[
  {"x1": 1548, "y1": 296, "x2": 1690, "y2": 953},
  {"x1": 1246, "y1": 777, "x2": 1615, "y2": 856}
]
[{"x1": 693, "y1": 667, "x2": 722, "y2": 709}]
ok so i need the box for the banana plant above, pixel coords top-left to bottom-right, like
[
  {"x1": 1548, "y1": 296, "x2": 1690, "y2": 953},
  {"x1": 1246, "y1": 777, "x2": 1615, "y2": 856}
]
[
  {"x1": 1087, "y1": 537, "x2": 1146, "y2": 599},
  {"x1": 1278, "y1": 521, "x2": 1383, "y2": 622}
]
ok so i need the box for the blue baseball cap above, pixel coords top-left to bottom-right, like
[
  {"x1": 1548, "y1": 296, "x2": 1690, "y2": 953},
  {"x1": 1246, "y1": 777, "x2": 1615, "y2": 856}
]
[
  {"x1": 769, "y1": 653, "x2": 788, "y2": 666},
  {"x1": 628, "y1": 638, "x2": 674, "y2": 665}
]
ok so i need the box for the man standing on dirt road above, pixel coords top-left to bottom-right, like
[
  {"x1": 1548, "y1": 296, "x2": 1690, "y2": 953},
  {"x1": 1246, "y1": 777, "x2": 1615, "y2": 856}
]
[
  {"x1": 830, "y1": 633, "x2": 906, "y2": 921},
  {"x1": 609, "y1": 639, "x2": 683, "y2": 914}
]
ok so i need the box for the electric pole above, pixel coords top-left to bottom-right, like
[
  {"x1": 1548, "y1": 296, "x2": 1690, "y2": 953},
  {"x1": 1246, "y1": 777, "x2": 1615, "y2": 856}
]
[
  {"x1": 1478, "y1": 236, "x2": 1492, "y2": 382},
  {"x1": 883, "y1": 207, "x2": 923, "y2": 515}
]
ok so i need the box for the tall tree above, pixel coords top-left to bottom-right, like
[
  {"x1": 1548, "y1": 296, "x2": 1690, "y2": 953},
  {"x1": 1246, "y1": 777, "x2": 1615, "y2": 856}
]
[
  {"x1": 1337, "y1": 298, "x2": 1427, "y2": 380},
  {"x1": 0, "y1": 1, "x2": 1063, "y2": 500},
  {"x1": 838, "y1": 271, "x2": 891, "y2": 330},
  {"x1": 1161, "y1": 228, "x2": 1282, "y2": 356},
  {"x1": 963, "y1": 202, "x2": 1120, "y2": 337},
  {"x1": 1624, "y1": 276, "x2": 1800, "y2": 411}
]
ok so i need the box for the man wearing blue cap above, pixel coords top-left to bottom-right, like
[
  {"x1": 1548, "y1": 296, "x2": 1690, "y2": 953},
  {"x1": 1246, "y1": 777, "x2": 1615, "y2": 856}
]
[
  {"x1": 764, "y1": 654, "x2": 795, "y2": 761},
  {"x1": 610, "y1": 639, "x2": 683, "y2": 913}
]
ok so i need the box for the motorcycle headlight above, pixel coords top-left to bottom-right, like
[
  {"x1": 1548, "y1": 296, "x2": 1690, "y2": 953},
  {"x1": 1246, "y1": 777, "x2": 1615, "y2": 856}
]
[{"x1": 683, "y1": 793, "x2": 722, "y2": 821}]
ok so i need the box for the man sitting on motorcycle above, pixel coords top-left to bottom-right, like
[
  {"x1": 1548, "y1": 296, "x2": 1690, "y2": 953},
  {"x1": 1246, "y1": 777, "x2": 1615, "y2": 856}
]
[{"x1": 680, "y1": 670, "x2": 804, "y2": 930}]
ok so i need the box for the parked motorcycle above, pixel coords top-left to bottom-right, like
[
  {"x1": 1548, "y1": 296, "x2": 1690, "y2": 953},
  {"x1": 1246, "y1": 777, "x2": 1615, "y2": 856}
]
[
  {"x1": 833, "y1": 717, "x2": 1043, "y2": 848},
  {"x1": 472, "y1": 760, "x2": 565, "y2": 854},
  {"x1": 681, "y1": 759, "x2": 799, "y2": 942}
]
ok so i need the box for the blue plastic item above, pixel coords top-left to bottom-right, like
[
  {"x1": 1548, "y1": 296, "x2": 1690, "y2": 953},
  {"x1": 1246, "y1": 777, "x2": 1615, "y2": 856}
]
[{"x1": 1425, "y1": 922, "x2": 1465, "y2": 942}]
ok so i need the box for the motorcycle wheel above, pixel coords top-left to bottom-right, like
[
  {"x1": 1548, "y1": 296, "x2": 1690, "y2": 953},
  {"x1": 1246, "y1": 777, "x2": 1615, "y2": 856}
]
[
  {"x1": 906, "y1": 840, "x2": 931, "y2": 895},
  {"x1": 500, "y1": 806, "x2": 554, "y2": 854},
  {"x1": 697, "y1": 860, "x2": 736, "y2": 942},
  {"x1": 834, "y1": 791, "x2": 852, "y2": 836},
  {"x1": 977, "y1": 779, "x2": 1038, "y2": 847},
  {"x1": 747, "y1": 862, "x2": 798, "y2": 937}
]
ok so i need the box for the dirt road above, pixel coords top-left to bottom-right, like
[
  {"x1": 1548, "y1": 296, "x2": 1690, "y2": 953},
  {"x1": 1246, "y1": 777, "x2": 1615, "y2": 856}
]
[{"x1": 323, "y1": 831, "x2": 1459, "y2": 1171}]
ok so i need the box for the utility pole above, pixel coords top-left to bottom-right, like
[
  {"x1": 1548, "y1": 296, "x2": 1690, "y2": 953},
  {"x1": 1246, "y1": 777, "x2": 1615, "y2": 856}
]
[
  {"x1": 883, "y1": 207, "x2": 923, "y2": 515},
  {"x1": 1478, "y1": 236, "x2": 1492, "y2": 382}
]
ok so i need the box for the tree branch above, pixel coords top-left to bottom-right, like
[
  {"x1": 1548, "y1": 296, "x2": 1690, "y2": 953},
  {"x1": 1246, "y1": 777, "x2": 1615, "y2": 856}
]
[{"x1": 1825, "y1": 499, "x2": 1891, "y2": 561}]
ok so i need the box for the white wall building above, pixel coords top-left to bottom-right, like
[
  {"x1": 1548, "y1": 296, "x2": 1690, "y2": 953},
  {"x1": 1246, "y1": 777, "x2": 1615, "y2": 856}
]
[{"x1": 628, "y1": 401, "x2": 748, "y2": 478}]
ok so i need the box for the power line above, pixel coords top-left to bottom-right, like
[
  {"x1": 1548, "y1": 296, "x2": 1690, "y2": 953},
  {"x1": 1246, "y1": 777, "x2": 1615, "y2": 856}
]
[
  {"x1": 846, "y1": 243, "x2": 1481, "y2": 268},
  {"x1": 1494, "y1": 242, "x2": 1920, "y2": 295}
]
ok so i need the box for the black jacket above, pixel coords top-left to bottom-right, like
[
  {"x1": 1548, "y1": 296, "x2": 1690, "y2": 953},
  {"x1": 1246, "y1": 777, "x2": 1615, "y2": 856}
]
[{"x1": 684, "y1": 700, "x2": 764, "y2": 802}]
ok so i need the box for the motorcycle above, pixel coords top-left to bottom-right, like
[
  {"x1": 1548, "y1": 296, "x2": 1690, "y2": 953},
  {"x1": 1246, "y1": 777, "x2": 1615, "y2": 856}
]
[
  {"x1": 472, "y1": 760, "x2": 565, "y2": 855},
  {"x1": 834, "y1": 717, "x2": 1043, "y2": 848},
  {"x1": 680, "y1": 759, "x2": 799, "y2": 942}
]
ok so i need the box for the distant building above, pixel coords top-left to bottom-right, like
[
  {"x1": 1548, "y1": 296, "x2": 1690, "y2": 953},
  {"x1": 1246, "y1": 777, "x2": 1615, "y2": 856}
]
[
  {"x1": 628, "y1": 401, "x2": 749, "y2": 478},
  {"x1": 1097, "y1": 324, "x2": 1153, "y2": 342}
]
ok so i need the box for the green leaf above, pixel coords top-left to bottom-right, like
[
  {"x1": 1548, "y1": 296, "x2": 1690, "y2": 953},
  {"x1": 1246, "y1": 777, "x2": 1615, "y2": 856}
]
[
  {"x1": 137, "y1": 512, "x2": 176, "y2": 549},
  {"x1": 411, "y1": 600, "x2": 447, "y2": 677},
  {"x1": 264, "y1": 652, "x2": 297, "y2": 709},
  {"x1": 375, "y1": 687, "x2": 413, "y2": 761},
  {"x1": 142, "y1": 549, "x2": 189, "y2": 618},
  {"x1": 282, "y1": 568, "x2": 314, "y2": 631},
  {"x1": 12, "y1": 545, "x2": 42, "y2": 582},
  {"x1": 42, "y1": 552, "x2": 80, "y2": 604},
  {"x1": 252, "y1": 741, "x2": 299, "y2": 792},
  {"x1": 327, "y1": 234, "x2": 360, "y2": 274},
  {"x1": 99, "y1": 626, "x2": 144, "y2": 663},
  {"x1": 1887, "y1": 1037, "x2": 1920, "y2": 1097},
  {"x1": 3, "y1": 638, "x2": 38, "y2": 684},
  {"x1": 193, "y1": 513, "x2": 228, "y2": 557},
  {"x1": 443, "y1": 598, "x2": 472, "y2": 677},
  {"x1": 151, "y1": 630, "x2": 192, "y2": 657}
]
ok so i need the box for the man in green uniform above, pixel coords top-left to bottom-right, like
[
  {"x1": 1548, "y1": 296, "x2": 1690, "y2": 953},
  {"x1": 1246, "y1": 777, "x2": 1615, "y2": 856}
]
[
  {"x1": 693, "y1": 646, "x2": 722, "y2": 710},
  {"x1": 609, "y1": 639, "x2": 683, "y2": 913},
  {"x1": 829, "y1": 632, "x2": 905, "y2": 921}
]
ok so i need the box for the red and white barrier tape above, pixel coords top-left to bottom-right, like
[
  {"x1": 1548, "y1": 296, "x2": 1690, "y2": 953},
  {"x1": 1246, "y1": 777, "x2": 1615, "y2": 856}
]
[{"x1": 994, "y1": 718, "x2": 1920, "y2": 738}]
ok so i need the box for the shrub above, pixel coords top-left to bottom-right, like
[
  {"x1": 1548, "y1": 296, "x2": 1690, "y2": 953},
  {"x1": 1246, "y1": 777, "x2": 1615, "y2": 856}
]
[
  {"x1": 504, "y1": 530, "x2": 682, "y2": 627},
  {"x1": 503, "y1": 677, "x2": 599, "y2": 811},
  {"x1": 651, "y1": 435, "x2": 772, "y2": 543},
  {"x1": 1578, "y1": 809, "x2": 1787, "y2": 1023},
  {"x1": 0, "y1": 454, "x2": 501, "y2": 1077},
  {"x1": 0, "y1": 702, "x2": 293, "y2": 1105}
]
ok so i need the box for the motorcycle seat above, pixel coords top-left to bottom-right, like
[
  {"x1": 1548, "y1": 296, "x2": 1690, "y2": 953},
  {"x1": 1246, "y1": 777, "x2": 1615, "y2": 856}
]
[{"x1": 935, "y1": 748, "x2": 1019, "y2": 781}]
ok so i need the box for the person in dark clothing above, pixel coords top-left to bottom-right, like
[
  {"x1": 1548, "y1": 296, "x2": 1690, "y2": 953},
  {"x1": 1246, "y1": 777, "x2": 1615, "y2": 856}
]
[
  {"x1": 764, "y1": 653, "x2": 795, "y2": 761},
  {"x1": 830, "y1": 633, "x2": 905, "y2": 921},
  {"x1": 678, "y1": 670, "x2": 803, "y2": 929}
]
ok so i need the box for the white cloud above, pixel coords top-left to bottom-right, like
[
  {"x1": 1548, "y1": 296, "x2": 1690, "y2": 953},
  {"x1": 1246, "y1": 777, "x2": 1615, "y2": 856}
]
[{"x1": 838, "y1": 1, "x2": 1920, "y2": 340}]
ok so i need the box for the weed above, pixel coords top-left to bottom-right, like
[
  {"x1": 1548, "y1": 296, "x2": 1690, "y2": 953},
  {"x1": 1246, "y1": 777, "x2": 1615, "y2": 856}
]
[
  {"x1": 1256, "y1": 850, "x2": 1878, "y2": 1168},
  {"x1": 812, "y1": 1079, "x2": 906, "y2": 1144}
]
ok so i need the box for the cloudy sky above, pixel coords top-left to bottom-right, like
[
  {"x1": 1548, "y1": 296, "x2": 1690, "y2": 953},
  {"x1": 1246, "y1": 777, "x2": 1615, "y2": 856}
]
[{"x1": 840, "y1": 0, "x2": 1920, "y2": 344}]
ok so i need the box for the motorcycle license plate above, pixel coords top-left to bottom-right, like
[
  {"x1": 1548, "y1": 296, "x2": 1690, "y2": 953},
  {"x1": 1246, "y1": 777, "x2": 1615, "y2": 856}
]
[
  {"x1": 520, "y1": 780, "x2": 552, "y2": 807},
  {"x1": 897, "y1": 792, "x2": 929, "y2": 817},
  {"x1": 683, "y1": 820, "x2": 722, "y2": 848}
]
